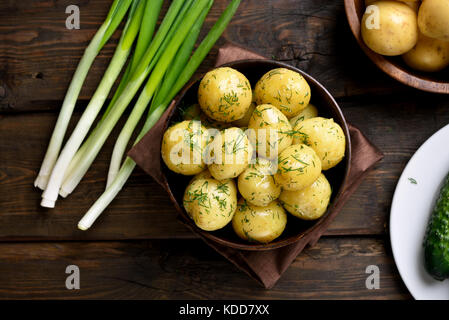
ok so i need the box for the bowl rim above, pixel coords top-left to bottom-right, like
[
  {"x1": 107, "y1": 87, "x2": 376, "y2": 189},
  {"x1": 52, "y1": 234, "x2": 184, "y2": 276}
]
[
  {"x1": 163, "y1": 59, "x2": 352, "y2": 251},
  {"x1": 344, "y1": 0, "x2": 449, "y2": 94}
]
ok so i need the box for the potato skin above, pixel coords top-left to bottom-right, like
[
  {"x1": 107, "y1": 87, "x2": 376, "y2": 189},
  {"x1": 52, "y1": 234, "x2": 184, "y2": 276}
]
[
  {"x1": 232, "y1": 102, "x2": 256, "y2": 128},
  {"x1": 293, "y1": 117, "x2": 345, "y2": 171},
  {"x1": 248, "y1": 104, "x2": 293, "y2": 158},
  {"x1": 183, "y1": 177, "x2": 237, "y2": 231},
  {"x1": 362, "y1": 1, "x2": 418, "y2": 56},
  {"x1": 418, "y1": 0, "x2": 449, "y2": 41},
  {"x1": 403, "y1": 33, "x2": 449, "y2": 72},
  {"x1": 161, "y1": 120, "x2": 208, "y2": 175},
  {"x1": 206, "y1": 127, "x2": 254, "y2": 180},
  {"x1": 238, "y1": 158, "x2": 281, "y2": 207},
  {"x1": 289, "y1": 103, "x2": 318, "y2": 128},
  {"x1": 280, "y1": 173, "x2": 332, "y2": 220},
  {"x1": 198, "y1": 67, "x2": 252, "y2": 123},
  {"x1": 275, "y1": 144, "x2": 322, "y2": 191},
  {"x1": 254, "y1": 68, "x2": 311, "y2": 118},
  {"x1": 232, "y1": 199, "x2": 287, "y2": 243},
  {"x1": 365, "y1": 0, "x2": 420, "y2": 11}
]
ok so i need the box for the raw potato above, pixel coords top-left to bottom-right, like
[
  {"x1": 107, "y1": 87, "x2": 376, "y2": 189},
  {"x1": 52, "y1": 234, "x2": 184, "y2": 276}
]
[
  {"x1": 206, "y1": 127, "x2": 254, "y2": 180},
  {"x1": 232, "y1": 102, "x2": 256, "y2": 127},
  {"x1": 161, "y1": 120, "x2": 208, "y2": 175},
  {"x1": 183, "y1": 176, "x2": 237, "y2": 231},
  {"x1": 293, "y1": 117, "x2": 346, "y2": 171},
  {"x1": 198, "y1": 67, "x2": 252, "y2": 123},
  {"x1": 275, "y1": 144, "x2": 322, "y2": 191},
  {"x1": 232, "y1": 199, "x2": 287, "y2": 243},
  {"x1": 248, "y1": 104, "x2": 293, "y2": 159},
  {"x1": 289, "y1": 103, "x2": 318, "y2": 128},
  {"x1": 238, "y1": 158, "x2": 281, "y2": 207},
  {"x1": 280, "y1": 173, "x2": 332, "y2": 220},
  {"x1": 362, "y1": 1, "x2": 418, "y2": 56},
  {"x1": 254, "y1": 68, "x2": 311, "y2": 118},
  {"x1": 418, "y1": 0, "x2": 449, "y2": 41},
  {"x1": 403, "y1": 33, "x2": 449, "y2": 72}
]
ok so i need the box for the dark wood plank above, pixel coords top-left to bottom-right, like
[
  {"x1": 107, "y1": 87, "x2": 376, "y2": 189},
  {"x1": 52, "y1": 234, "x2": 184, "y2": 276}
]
[
  {"x1": 0, "y1": 237, "x2": 411, "y2": 299},
  {"x1": 0, "y1": 0, "x2": 411, "y2": 112},
  {"x1": 1, "y1": 93, "x2": 449, "y2": 240}
]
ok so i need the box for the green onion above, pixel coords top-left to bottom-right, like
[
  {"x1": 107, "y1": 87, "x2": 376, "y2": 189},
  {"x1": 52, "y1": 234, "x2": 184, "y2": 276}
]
[
  {"x1": 41, "y1": 0, "x2": 147, "y2": 208},
  {"x1": 34, "y1": 0, "x2": 133, "y2": 190},
  {"x1": 78, "y1": 0, "x2": 241, "y2": 230},
  {"x1": 106, "y1": 0, "x2": 213, "y2": 186},
  {"x1": 59, "y1": 0, "x2": 188, "y2": 199}
]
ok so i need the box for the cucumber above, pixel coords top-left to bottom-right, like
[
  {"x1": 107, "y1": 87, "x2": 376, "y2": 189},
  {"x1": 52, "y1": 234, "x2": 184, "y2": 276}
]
[{"x1": 424, "y1": 173, "x2": 449, "y2": 281}]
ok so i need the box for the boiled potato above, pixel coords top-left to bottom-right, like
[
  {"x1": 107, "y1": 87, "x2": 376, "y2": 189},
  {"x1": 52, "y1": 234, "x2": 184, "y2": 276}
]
[
  {"x1": 362, "y1": 1, "x2": 418, "y2": 56},
  {"x1": 198, "y1": 67, "x2": 252, "y2": 123},
  {"x1": 206, "y1": 127, "x2": 254, "y2": 180},
  {"x1": 275, "y1": 144, "x2": 322, "y2": 191},
  {"x1": 365, "y1": 0, "x2": 420, "y2": 11},
  {"x1": 232, "y1": 102, "x2": 256, "y2": 127},
  {"x1": 232, "y1": 199, "x2": 287, "y2": 243},
  {"x1": 199, "y1": 113, "x2": 232, "y2": 131},
  {"x1": 280, "y1": 173, "x2": 332, "y2": 220},
  {"x1": 403, "y1": 33, "x2": 449, "y2": 72},
  {"x1": 238, "y1": 158, "x2": 281, "y2": 206},
  {"x1": 254, "y1": 68, "x2": 311, "y2": 118},
  {"x1": 182, "y1": 103, "x2": 202, "y2": 121},
  {"x1": 247, "y1": 104, "x2": 293, "y2": 159},
  {"x1": 289, "y1": 103, "x2": 318, "y2": 128},
  {"x1": 293, "y1": 117, "x2": 346, "y2": 170},
  {"x1": 418, "y1": 0, "x2": 449, "y2": 41},
  {"x1": 183, "y1": 176, "x2": 237, "y2": 231},
  {"x1": 161, "y1": 120, "x2": 208, "y2": 175}
]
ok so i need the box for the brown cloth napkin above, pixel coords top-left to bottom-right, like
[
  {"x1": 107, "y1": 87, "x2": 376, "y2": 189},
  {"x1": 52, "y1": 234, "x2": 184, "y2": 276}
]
[{"x1": 128, "y1": 43, "x2": 384, "y2": 289}]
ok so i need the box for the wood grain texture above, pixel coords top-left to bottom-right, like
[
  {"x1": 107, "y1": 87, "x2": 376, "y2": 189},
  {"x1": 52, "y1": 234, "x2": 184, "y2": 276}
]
[
  {"x1": 0, "y1": 0, "x2": 413, "y2": 112},
  {"x1": 1, "y1": 94, "x2": 448, "y2": 241},
  {"x1": 0, "y1": 237, "x2": 411, "y2": 299}
]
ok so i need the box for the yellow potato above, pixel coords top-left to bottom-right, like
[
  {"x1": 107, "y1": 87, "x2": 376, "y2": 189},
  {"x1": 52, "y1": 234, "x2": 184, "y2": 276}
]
[
  {"x1": 365, "y1": 0, "x2": 420, "y2": 11},
  {"x1": 161, "y1": 120, "x2": 208, "y2": 175},
  {"x1": 183, "y1": 177, "x2": 237, "y2": 231},
  {"x1": 247, "y1": 104, "x2": 293, "y2": 159},
  {"x1": 206, "y1": 127, "x2": 254, "y2": 180},
  {"x1": 289, "y1": 103, "x2": 318, "y2": 128},
  {"x1": 232, "y1": 102, "x2": 257, "y2": 127},
  {"x1": 362, "y1": 1, "x2": 418, "y2": 56},
  {"x1": 280, "y1": 173, "x2": 332, "y2": 220},
  {"x1": 182, "y1": 103, "x2": 202, "y2": 121},
  {"x1": 403, "y1": 33, "x2": 449, "y2": 72},
  {"x1": 293, "y1": 117, "x2": 346, "y2": 171},
  {"x1": 232, "y1": 199, "x2": 287, "y2": 243},
  {"x1": 198, "y1": 67, "x2": 252, "y2": 123},
  {"x1": 275, "y1": 144, "x2": 322, "y2": 191},
  {"x1": 238, "y1": 158, "x2": 281, "y2": 207},
  {"x1": 254, "y1": 68, "x2": 311, "y2": 118},
  {"x1": 418, "y1": 0, "x2": 449, "y2": 41}
]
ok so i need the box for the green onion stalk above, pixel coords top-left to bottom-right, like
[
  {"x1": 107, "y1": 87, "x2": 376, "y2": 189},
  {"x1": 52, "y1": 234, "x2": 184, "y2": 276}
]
[
  {"x1": 34, "y1": 0, "x2": 133, "y2": 190},
  {"x1": 59, "y1": 0, "x2": 188, "y2": 199},
  {"x1": 59, "y1": 0, "x2": 196, "y2": 197},
  {"x1": 106, "y1": 0, "x2": 213, "y2": 187},
  {"x1": 40, "y1": 0, "x2": 147, "y2": 208},
  {"x1": 78, "y1": 0, "x2": 241, "y2": 231}
]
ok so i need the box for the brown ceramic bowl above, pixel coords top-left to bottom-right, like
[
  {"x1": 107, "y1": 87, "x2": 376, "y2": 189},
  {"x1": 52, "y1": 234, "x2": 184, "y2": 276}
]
[
  {"x1": 161, "y1": 60, "x2": 351, "y2": 251},
  {"x1": 344, "y1": 0, "x2": 449, "y2": 94}
]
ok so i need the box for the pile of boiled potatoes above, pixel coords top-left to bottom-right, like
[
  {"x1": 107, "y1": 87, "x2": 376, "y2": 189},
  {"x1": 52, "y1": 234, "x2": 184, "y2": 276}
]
[
  {"x1": 363, "y1": 0, "x2": 449, "y2": 72},
  {"x1": 161, "y1": 67, "x2": 346, "y2": 244}
]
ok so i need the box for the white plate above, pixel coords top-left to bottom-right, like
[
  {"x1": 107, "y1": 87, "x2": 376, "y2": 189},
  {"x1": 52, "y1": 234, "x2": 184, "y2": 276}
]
[{"x1": 390, "y1": 124, "x2": 449, "y2": 300}]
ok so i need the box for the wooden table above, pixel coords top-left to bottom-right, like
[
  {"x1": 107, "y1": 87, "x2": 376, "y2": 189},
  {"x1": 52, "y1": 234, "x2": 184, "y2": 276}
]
[{"x1": 2, "y1": 0, "x2": 446, "y2": 300}]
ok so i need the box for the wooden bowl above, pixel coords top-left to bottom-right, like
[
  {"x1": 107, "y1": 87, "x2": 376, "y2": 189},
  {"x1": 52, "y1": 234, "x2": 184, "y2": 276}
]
[
  {"x1": 344, "y1": 0, "x2": 449, "y2": 94},
  {"x1": 162, "y1": 60, "x2": 352, "y2": 251}
]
